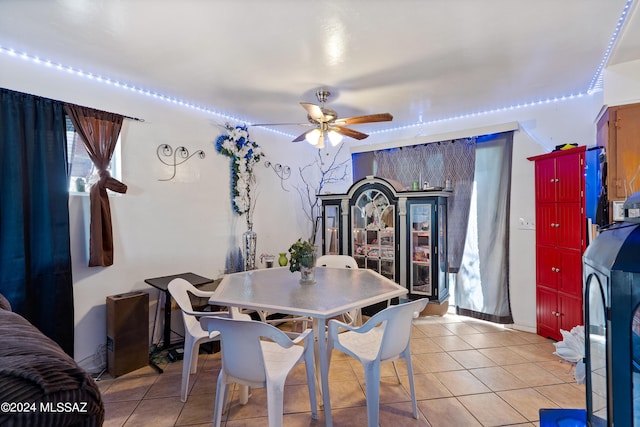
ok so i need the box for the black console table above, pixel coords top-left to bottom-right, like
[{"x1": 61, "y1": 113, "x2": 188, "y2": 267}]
[{"x1": 144, "y1": 272, "x2": 214, "y2": 352}]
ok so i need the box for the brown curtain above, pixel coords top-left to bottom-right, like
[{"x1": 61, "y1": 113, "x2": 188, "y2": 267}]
[{"x1": 64, "y1": 104, "x2": 126, "y2": 266}]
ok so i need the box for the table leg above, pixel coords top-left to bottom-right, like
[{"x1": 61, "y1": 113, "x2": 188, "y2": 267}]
[
  {"x1": 311, "y1": 319, "x2": 322, "y2": 402},
  {"x1": 163, "y1": 290, "x2": 172, "y2": 349},
  {"x1": 239, "y1": 385, "x2": 249, "y2": 405},
  {"x1": 313, "y1": 318, "x2": 332, "y2": 427}
]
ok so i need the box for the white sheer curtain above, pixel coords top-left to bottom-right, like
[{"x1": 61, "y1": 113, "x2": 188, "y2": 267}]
[{"x1": 455, "y1": 132, "x2": 514, "y2": 323}]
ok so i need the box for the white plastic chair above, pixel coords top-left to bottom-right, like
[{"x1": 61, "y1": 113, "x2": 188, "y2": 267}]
[
  {"x1": 167, "y1": 278, "x2": 250, "y2": 402},
  {"x1": 327, "y1": 298, "x2": 428, "y2": 427},
  {"x1": 253, "y1": 307, "x2": 310, "y2": 335},
  {"x1": 316, "y1": 254, "x2": 359, "y2": 269},
  {"x1": 316, "y1": 254, "x2": 362, "y2": 326},
  {"x1": 201, "y1": 316, "x2": 318, "y2": 427}
]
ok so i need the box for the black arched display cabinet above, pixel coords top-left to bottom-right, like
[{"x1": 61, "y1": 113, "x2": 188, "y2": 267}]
[{"x1": 318, "y1": 176, "x2": 450, "y2": 314}]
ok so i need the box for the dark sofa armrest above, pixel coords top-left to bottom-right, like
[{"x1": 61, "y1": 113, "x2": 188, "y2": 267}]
[
  {"x1": 0, "y1": 293, "x2": 11, "y2": 311},
  {"x1": 0, "y1": 306, "x2": 104, "y2": 426}
]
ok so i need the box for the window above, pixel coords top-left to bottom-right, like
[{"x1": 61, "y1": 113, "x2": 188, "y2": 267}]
[{"x1": 66, "y1": 116, "x2": 121, "y2": 193}]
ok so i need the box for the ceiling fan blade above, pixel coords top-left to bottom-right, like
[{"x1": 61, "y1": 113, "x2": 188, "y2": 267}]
[
  {"x1": 332, "y1": 126, "x2": 369, "y2": 140},
  {"x1": 300, "y1": 102, "x2": 325, "y2": 122},
  {"x1": 292, "y1": 129, "x2": 315, "y2": 142},
  {"x1": 335, "y1": 113, "x2": 393, "y2": 126}
]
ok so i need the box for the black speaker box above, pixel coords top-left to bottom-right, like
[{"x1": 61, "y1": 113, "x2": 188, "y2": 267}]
[{"x1": 106, "y1": 291, "x2": 149, "y2": 377}]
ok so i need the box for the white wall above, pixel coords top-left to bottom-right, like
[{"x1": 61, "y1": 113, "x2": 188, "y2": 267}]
[
  {"x1": 1, "y1": 53, "x2": 605, "y2": 370},
  {"x1": 604, "y1": 59, "x2": 640, "y2": 107},
  {"x1": 0, "y1": 55, "x2": 337, "y2": 371}
]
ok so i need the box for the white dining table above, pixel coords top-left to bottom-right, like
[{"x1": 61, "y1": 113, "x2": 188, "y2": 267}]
[{"x1": 208, "y1": 266, "x2": 408, "y2": 427}]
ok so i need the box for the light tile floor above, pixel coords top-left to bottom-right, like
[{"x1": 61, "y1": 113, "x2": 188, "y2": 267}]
[{"x1": 99, "y1": 311, "x2": 585, "y2": 426}]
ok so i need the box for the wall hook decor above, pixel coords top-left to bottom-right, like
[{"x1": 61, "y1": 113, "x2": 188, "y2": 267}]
[
  {"x1": 157, "y1": 144, "x2": 205, "y2": 181},
  {"x1": 264, "y1": 160, "x2": 291, "y2": 191}
]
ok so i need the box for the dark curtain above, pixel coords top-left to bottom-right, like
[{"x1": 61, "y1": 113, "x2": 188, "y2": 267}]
[
  {"x1": 0, "y1": 88, "x2": 74, "y2": 355},
  {"x1": 65, "y1": 104, "x2": 126, "y2": 267}
]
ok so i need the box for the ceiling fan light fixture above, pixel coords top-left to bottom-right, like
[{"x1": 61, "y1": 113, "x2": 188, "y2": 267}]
[
  {"x1": 328, "y1": 129, "x2": 343, "y2": 146},
  {"x1": 305, "y1": 128, "x2": 322, "y2": 146},
  {"x1": 254, "y1": 89, "x2": 392, "y2": 146}
]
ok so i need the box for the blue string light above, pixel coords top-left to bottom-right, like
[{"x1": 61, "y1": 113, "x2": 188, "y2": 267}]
[
  {"x1": 0, "y1": 44, "x2": 254, "y2": 127},
  {"x1": 0, "y1": 0, "x2": 634, "y2": 136},
  {"x1": 588, "y1": 0, "x2": 635, "y2": 93}
]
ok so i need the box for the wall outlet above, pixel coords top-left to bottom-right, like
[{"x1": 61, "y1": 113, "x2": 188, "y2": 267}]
[{"x1": 518, "y1": 217, "x2": 535, "y2": 230}]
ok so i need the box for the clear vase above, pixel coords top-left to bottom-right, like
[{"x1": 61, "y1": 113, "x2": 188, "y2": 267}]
[
  {"x1": 243, "y1": 223, "x2": 257, "y2": 271},
  {"x1": 299, "y1": 252, "x2": 317, "y2": 284}
]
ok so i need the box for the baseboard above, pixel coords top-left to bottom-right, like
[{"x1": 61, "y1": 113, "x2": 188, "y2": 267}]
[{"x1": 508, "y1": 323, "x2": 536, "y2": 334}]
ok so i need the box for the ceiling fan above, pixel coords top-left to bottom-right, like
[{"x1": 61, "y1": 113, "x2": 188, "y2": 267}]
[{"x1": 253, "y1": 90, "x2": 393, "y2": 149}]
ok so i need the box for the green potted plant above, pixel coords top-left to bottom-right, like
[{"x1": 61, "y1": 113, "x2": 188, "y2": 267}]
[{"x1": 288, "y1": 238, "x2": 317, "y2": 284}]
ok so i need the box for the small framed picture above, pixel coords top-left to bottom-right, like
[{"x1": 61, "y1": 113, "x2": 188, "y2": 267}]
[{"x1": 612, "y1": 201, "x2": 625, "y2": 221}]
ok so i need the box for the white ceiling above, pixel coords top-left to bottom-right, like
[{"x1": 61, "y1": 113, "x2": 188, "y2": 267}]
[{"x1": 1, "y1": 0, "x2": 639, "y2": 140}]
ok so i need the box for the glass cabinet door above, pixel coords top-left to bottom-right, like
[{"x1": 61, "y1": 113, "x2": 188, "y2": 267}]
[
  {"x1": 322, "y1": 203, "x2": 341, "y2": 255},
  {"x1": 585, "y1": 271, "x2": 607, "y2": 426},
  {"x1": 437, "y1": 198, "x2": 448, "y2": 298},
  {"x1": 409, "y1": 202, "x2": 433, "y2": 295},
  {"x1": 351, "y1": 188, "x2": 395, "y2": 280}
]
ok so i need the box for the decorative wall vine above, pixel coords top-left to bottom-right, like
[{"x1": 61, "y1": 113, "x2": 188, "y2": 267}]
[
  {"x1": 156, "y1": 144, "x2": 205, "y2": 181},
  {"x1": 264, "y1": 160, "x2": 291, "y2": 191}
]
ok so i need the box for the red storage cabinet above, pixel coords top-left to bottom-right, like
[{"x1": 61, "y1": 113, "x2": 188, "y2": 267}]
[{"x1": 528, "y1": 146, "x2": 586, "y2": 341}]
